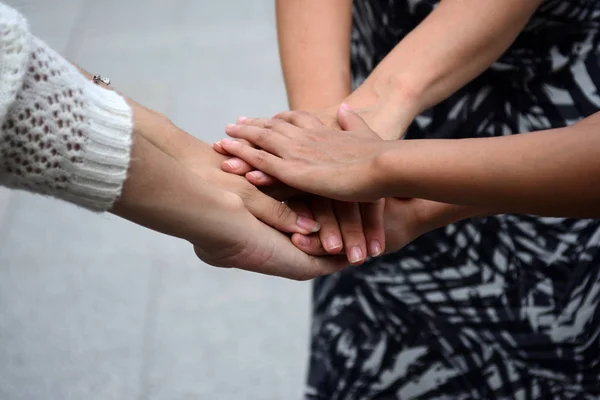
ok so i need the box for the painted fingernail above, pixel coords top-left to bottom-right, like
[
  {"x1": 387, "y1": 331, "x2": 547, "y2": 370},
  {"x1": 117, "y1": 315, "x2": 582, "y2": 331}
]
[
  {"x1": 370, "y1": 240, "x2": 382, "y2": 257},
  {"x1": 326, "y1": 235, "x2": 342, "y2": 251},
  {"x1": 224, "y1": 159, "x2": 242, "y2": 170},
  {"x1": 349, "y1": 246, "x2": 363, "y2": 264},
  {"x1": 296, "y1": 216, "x2": 321, "y2": 233},
  {"x1": 296, "y1": 235, "x2": 311, "y2": 247}
]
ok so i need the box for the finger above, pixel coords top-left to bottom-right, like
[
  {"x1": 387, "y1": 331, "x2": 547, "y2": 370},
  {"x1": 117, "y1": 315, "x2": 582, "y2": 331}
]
[
  {"x1": 213, "y1": 140, "x2": 228, "y2": 155},
  {"x1": 303, "y1": 254, "x2": 349, "y2": 280},
  {"x1": 225, "y1": 123, "x2": 286, "y2": 155},
  {"x1": 287, "y1": 197, "x2": 314, "y2": 219},
  {"x1": 291, "y1": 233, "x2": 330, "y2": 256},
  {"x1": 337, "y1": 103, "x2": 371, "y2": 131},
  {"x1": 359, "y1": 199, "x2": 386, "y2": 257},
  {"x1": 309, "y1": 197, "x2": 344, "y2": 255},
  {"x1": 242, "y1": 187, "x2": 321, "y2": 235},
  {"x1": 288, "y1": 200, "x2": 329, "y2": 256},
  {"x1": 221, "y1": 157, "x2": 254, "y2": 175},
  {"x1": 216, "y1": 138, "x2": 261, "y2": 175},
  {"x1": 236, "y1": 117, "x2": 275, "y2": 128},
  {"x1": 273, "y1": 110, "x2": 323, "y2": 129},
  {"x1": 214, "y1": 138, "x2": 253, "y2": 156},
  {"x1": 236, "y1": 117, "x2": 292, "y2": 135},
  {"x1": 218, "y1": 138, "x2": 287, "y2": 180},
  {"x1": 246, "y1": 170, "x2": 278, "y2": 186},
  {"x1": 334, "y1": 201, "x2": 367, "y2": 266}
]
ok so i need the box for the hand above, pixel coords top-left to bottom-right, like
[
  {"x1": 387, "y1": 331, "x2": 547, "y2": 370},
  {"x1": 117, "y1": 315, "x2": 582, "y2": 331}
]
[
  {"x1": 216, "y1": 109, "x2": 387, "y2": 263},
  {"x1": 129, "y1": 101, "x2": 321, "y2": 236},
  {"x1": 112, "y1": 129, "x2": 345, "y2": 281},
  {"x1": 308, "y1": 93, "x2": 412, "y2": 141},
  {"x1": 290, "y1": 197, "x2": 483, "y2": 256},
  {"x1": 190, "y1": 187, "x2": 347, "y2": 280},
  {"x1": 219, "y1": 105, "x2": 390, "y2": 202},
  {"x1": 286, "y1": 195, "x2": 386, "y2": 264}
]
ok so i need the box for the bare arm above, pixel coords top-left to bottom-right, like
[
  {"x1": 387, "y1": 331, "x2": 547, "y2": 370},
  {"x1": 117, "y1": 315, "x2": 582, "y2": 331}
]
[
  {"x1": 221, "y1": 108, "x2": 600, "y2": 219},
  {"x1": 276, "y1": 0, "x2": 353, "y2": 110},
  {"x1": 378, "y1": 112, "x2": 600, "y2": 218},
  {"x1": 344, "y1": 0, "x2": 544, "y2": 139}
]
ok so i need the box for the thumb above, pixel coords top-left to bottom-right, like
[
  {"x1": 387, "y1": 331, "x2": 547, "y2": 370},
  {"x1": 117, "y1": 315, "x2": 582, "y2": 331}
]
[
  {"x1": 337, "y1": 103, "x2": 370, "y2": 131},
  {"x1": 246, "y1": 188, "x2": 321, "y2": 235}
]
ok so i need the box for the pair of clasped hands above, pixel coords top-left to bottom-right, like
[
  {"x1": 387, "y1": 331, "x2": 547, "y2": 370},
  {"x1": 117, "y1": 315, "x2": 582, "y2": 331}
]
[{"x1": 211, "y1": 104, "x2": 436, "y2": 277}]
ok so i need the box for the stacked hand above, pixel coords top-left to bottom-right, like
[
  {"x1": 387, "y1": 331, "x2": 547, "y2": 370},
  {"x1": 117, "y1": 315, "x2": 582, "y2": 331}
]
[
  {"x1": 214, "y1": 106, "x2": 388, "y2": 265},
  {"x1": 125, "y1": 100, "x2": 348, "y2": 280},
  {"x1": 220, "y1": 106, "x2": 390, "y2": 202},
  {"x1": 129, "y1": 98, "x2": 461, "y2": 278},
  {"x1": 215, "y1": 104, "x2": 456, "y2": 259}
]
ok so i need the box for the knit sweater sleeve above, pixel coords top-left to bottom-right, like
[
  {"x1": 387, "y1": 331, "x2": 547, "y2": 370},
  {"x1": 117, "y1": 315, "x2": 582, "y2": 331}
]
[{"x1": 0, "y1": 3, "x2": 133, "y2": 211}]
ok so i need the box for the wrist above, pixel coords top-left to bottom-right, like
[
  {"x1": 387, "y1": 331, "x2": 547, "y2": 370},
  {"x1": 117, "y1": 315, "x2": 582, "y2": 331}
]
[
  {"x1": 345, "y1": 74, "x2": 422, "y2": 140},
  {"x1": 415, "y1": 202, "x2": 493, "y2": 232},
  {"x1": 372, "y1": 141, "x2": 411, "y2": 197}
]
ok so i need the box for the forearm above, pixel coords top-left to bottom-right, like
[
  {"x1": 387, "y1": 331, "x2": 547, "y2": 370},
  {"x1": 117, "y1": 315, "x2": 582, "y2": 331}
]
[
  {"x1": 276, "y1": 0, "x2": 353, "y2": 110},
  {"x1": 345, "y1": 0, "x2": 542, "y2": 139},
  {"x1": 111, "y1": 131, "x2": 234, "y2": 243},
  {"x1": 380, "y1": 112, "x2": 600, "y2": 218},
  {"x1": 73, "y1": 64, "x2": 223, "y2": 167}
]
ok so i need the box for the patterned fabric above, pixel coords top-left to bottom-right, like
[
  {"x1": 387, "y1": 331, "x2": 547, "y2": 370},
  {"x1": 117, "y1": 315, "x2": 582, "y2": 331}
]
[{"x1": 305, "y1": 1, "x2": 600, "y2": 399}]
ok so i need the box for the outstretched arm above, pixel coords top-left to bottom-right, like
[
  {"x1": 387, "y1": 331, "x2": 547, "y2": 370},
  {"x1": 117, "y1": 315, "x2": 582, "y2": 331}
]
[{"x1": 220, "y1": 107, "x2": 600, "y2": 219}]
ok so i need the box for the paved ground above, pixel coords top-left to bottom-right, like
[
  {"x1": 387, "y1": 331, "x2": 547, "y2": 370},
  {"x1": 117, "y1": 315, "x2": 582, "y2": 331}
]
[{"x1": 0, "y1": 1, "x2": 313, "y2": 399}]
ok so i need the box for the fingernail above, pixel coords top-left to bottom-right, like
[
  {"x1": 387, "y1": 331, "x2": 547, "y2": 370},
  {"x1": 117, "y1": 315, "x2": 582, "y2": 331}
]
[
  {"x1": 225, "y1": 123, "x2": 235, "y2": 130},
  {"x1": 326, "y1": 235, "x2": 342, "y2": 251},
  {"x1": 349, "y1": 246, "x2": 363, "y2": 264},
  {"x1": 296, "y1": 216, "x2": 320, "y2": 233},
  {"x1": 370, "y1": 240, "x2": 382, "y2": 257},
  {"x1": 296, "y1": 235, "x2": 310, "y2": 247},
  {"x1": 341, "y1": 103, "x2": 351, "y2": 110},
  {"x1": 221, "y1": 138, "x2": 236, "y2": 146},
  {"x1": 238, "y1": 116, "x2": 248, "y2": 123},
  {"x1": 248, "y1": 171, "x2": 264, "y2": 181},
  {"x1": 224, "y1": 159, "x2": 242, "y2": 170}
]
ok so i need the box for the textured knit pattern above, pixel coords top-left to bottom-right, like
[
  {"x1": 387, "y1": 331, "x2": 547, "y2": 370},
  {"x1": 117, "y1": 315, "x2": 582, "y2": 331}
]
[
  {"x1": 0, "y1": 3, "x2": 133, "y2": 211},
  {"x1": 306, "y1": 1, "x2": 600, "y2": 399}
]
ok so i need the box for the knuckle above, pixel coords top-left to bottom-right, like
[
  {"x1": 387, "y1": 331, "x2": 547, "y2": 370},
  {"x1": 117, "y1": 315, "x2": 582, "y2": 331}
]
[
  {"x1": 236, "y1": 183, "x2": 256, "y2": 204},
  {"x1": 272, "y1": 200, "x2": 294, "y2": 222},
  {"x1": 255, "y1": 128, "x2": 270, "y2": 144},
  {"x1": 270, "y1": 118, "x2": 287, "y2": 131},
  {"x1": 255, "y1": 149, "x2": 269, "y2": 165}
]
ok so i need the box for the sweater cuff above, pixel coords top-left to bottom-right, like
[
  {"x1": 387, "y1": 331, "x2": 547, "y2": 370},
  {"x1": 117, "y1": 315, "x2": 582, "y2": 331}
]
[{"x1": 63, "y1": 77, "x2": 133, "y2": 211}]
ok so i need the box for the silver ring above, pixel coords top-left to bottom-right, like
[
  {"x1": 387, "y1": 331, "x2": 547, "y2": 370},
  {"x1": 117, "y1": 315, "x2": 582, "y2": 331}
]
[{"x1": 92, "y1": 74, "x2": 111, "y2": 86}]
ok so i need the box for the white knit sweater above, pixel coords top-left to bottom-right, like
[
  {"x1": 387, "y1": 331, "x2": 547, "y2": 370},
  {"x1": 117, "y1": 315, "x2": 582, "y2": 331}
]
[{"x1": 0, "y1": 3, "x2": 133, "y2": 211}]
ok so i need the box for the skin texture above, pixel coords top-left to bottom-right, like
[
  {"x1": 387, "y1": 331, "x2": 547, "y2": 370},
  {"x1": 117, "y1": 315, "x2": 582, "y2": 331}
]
[
  {"x1": 220, "y1": 106, "x2": 600, "y2": 219},
  {"x1": 111, "y1": 129, "x2": 346, "y2": 280},
  {"x1": 69, "y1": 66, "x2": 348, "y2": 280},
  {"x1": 219, "y1": 0, "x2": 546, "y2": 256}
]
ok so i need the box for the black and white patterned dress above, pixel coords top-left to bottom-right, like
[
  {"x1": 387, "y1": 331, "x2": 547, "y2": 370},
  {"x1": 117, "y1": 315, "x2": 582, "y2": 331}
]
[{"x1": 305, "y1": 1, "x2": 600, "y2": 399}]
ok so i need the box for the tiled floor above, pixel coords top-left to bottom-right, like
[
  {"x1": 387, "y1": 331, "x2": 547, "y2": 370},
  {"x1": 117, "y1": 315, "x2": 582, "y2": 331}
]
[{"x1": 0, "y1": 1, "x2": 311, "y2": 399}]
